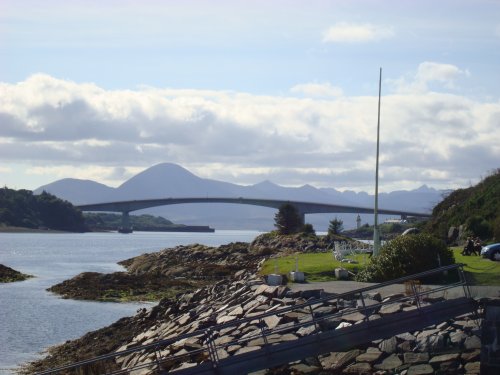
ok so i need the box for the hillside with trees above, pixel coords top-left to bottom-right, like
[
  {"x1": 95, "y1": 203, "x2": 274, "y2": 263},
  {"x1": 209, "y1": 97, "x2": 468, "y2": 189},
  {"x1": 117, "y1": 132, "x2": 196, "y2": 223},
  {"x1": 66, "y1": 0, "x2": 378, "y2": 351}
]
[
  {"x1": 424, "y1": 169, "x2": 500, "y2": 242},
  {"x1": 84, "y1": 213, "x2": 183, "y2": 232},
  {"x1": 0, "y1": 188, "x2": 87, "y2": 232}
]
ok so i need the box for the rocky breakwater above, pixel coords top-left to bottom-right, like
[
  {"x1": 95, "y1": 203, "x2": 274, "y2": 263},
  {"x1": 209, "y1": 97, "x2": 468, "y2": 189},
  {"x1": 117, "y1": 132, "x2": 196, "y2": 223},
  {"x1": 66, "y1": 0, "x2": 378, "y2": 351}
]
[{"x1": 55, "y1": 271, "x2": 483, "y2": 375}]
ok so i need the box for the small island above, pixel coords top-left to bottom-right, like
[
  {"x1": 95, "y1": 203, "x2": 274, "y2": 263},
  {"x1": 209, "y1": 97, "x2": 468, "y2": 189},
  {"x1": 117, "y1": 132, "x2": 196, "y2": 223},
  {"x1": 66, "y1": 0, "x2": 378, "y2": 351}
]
[{"x1": 0, "y1": 264, "x2": 33, "y2": 283}]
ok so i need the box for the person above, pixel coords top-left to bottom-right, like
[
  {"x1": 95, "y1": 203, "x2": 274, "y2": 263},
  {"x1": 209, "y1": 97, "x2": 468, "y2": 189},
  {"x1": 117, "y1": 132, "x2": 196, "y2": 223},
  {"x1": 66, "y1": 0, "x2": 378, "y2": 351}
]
[
  {"x1": 462, "y1": 237, "x2": 474, "y2": 256},
  {"x1": 472, "y1": 237, "x2": 482, "y2": 256}
]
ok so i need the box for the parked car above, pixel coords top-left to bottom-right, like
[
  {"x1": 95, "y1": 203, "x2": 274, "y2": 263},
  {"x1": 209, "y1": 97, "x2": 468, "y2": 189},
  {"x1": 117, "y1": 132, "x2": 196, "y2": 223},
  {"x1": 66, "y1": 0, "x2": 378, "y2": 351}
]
[{"x1": 480, "y1": 243, "x2": 500, "y2": 261}]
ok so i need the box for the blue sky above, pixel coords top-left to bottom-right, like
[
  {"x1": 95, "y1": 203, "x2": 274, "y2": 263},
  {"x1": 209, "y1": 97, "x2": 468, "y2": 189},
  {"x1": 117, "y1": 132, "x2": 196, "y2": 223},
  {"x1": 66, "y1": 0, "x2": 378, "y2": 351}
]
[{"x1": 1, "y1": 0, "x2": 499, "y2": 192}]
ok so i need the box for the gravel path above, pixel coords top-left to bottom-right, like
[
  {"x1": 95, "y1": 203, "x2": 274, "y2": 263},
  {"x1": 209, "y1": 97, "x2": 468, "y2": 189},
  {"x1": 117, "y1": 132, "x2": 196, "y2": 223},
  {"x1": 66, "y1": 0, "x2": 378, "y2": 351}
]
[{"x1": 290, "y1": 280, "x2": 499, "y2": 299}]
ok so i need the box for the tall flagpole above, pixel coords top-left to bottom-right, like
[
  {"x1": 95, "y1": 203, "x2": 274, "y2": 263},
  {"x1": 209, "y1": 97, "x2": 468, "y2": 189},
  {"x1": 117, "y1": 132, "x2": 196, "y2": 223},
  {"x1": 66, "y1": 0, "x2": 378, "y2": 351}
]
[{"x1": 373, "y1": 67, "x2": 382, "y2": 256}]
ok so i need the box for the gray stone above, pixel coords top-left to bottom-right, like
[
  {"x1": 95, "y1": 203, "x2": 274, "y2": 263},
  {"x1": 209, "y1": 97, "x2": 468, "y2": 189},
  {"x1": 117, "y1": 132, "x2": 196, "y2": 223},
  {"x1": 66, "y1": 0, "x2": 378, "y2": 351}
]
[
  {"x1": 429, "y1": 352, "x2": 460, "y2": 365},
  {"x1": 366, "y1": 292, "x2": 382, "y2": 302},
  {"x1": 460, "y1": 349, "x2": 480, "y2": 362},
  {"x1": 343, "y1": 362, "x2": 372, "y2": 373},
  {"x1": 289, "y1": 363, "x2": 320, "y2": 374},
  {"x1": 379, "y1": 303, "x2": 402, "y2": 315},
  {"x1": 234, "y1": 345, "x2": 261, "y2": 355},
  {"x1": 416, "y1": 328, "x2": 440, "y2": 339},
  {"x1": 228, "y1": 305, "x2": 243, "y2": 317},
  {"x1": 356, "y1": 350, "x2": 383, "y2": 363},
  {"x1": 407, "y1": 364, "x2": 434, "y2": 375},
  {"x1": 449, "y1": 330, "x2": 468, "y2": 345},
  {"x1": 464, "y1": 361, "x2": 480, "y2": 374},
  {"x1": 263, "y1": 314, "x2": 281, "y2": 329},
  {"x1": 374, "y1": 353, "x2": 403, "y2": 370},
  {"x1": 382, "y1": 293, "x2": 405, "y2": 302},
  {"x1": 464, "y1": 335, "x2": 481, "y2": 350},
  {"x1": 296, "y1": 324, "x2": 317, "y2": 337},
  {"x1": 342, "y1": 311, "x2": 366, "y2": 323},
  {"x1": 403, "y1": 352, "x2": 429, "y2": 365},
  {"x1": 319, "y1": 349, "x2": 361, "y2": 370},
  {"x1": 379, "y1": 336, "x2": 398, "y2": 354},
  {"x1": 396, "y1": 332, "x2": 416, "y2": 342}
]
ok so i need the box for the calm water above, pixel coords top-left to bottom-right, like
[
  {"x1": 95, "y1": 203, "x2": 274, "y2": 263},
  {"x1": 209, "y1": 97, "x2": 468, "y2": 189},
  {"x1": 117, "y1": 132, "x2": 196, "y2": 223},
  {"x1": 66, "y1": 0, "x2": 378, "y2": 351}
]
[{"x1": 0, "y1": 230, "x2": 260, "y2": 373}]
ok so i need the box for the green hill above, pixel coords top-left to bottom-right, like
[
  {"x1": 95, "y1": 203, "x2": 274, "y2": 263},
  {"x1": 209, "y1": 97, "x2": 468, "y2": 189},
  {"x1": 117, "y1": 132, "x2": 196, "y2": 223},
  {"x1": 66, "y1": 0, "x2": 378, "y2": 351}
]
[
  {"x1": 424, "y1": 169, "x2": 500, "y2": 242},
  {"x1": 0, "y1": 187, "x2": 87, "y2": 232},
  {"x1": 84, "y1": 212, "x2": 181, "y2": 231}
]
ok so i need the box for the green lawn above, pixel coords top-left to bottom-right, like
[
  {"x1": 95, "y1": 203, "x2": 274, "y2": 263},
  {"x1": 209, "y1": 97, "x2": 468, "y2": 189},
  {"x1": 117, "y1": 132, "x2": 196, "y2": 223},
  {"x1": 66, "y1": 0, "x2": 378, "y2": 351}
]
[
  {"x1": 259, "y1": 248, "x2": 500, "y2": 285},
  {"x1": 452, "y1": 247, "x2": 500, "y2": 285},
  {"x1": 259, "y1": 252, "x2": 370, "y2": 282}
]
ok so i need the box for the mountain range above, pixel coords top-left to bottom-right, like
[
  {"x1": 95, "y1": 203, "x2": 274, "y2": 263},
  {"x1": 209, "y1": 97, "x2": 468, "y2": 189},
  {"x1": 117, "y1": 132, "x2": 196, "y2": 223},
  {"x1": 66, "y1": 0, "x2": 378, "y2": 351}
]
[{"x1": 34, "y1": 163, "x2": 446, "y2": 231}]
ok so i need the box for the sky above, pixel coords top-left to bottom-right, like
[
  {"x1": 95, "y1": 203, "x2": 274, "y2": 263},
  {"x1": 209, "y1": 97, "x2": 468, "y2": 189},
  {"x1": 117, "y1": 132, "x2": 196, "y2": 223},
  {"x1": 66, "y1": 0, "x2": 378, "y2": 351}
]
[{"x1": 1, "y1": 0, "x2": 499, "y2": 193}]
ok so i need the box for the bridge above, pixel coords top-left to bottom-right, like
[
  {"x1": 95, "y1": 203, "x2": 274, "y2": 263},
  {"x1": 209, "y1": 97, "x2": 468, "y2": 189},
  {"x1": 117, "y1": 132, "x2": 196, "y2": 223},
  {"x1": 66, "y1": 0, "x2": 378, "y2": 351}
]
[{"x1": 77, "y1": 197, "x2": 431, "y2": 232}]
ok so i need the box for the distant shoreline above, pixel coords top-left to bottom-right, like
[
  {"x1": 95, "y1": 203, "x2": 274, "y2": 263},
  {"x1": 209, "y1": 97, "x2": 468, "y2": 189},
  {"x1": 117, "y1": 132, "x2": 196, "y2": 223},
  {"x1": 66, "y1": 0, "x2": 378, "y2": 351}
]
[
  {"x1": 0, "y1": 225, "x2": 215, "y2": 234},
  {"x1": 0, "y1": 226, "x2": 69, "y2": 234}
]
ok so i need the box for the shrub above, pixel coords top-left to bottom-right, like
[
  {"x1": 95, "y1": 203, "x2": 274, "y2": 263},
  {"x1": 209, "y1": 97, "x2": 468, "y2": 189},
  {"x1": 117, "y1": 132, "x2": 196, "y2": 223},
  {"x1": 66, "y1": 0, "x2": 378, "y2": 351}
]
[
  {"x1": 302, "y1": 223, "x2": 316, "y2": 235},
  {"x1": 355, "y1": 233, "x2": 454, "y2": 282}
]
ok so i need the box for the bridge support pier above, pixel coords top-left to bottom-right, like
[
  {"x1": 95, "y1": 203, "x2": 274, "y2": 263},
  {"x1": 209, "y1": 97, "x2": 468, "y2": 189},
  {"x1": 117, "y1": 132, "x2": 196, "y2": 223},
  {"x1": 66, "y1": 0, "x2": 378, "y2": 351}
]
[{"x1": 119, "y1": 211, "x2": 133, "y2": 233}]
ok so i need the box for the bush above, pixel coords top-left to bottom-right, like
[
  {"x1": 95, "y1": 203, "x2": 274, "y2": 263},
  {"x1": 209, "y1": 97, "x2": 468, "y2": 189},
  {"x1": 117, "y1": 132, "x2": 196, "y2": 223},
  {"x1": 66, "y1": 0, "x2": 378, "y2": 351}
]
[
  {"x1": 302, "y1": 223, "x2": 316, "y2": 235},
  {"x1": 355, "y1": 234, "x2": 454, "y2": 282}
]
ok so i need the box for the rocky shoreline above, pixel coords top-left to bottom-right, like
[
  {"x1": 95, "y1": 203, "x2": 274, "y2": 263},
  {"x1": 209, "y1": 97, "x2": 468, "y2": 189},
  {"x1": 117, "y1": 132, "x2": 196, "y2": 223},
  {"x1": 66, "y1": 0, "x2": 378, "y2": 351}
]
[
  {"x1": 0, "y1": 264, "x2": 32, "y2": 283},
  {"x1": 24, "y1": 234, "x2": 487, "y2": 374},
  {"x1": 46, "y1": 233, "x2": 337, "y2": 302}
]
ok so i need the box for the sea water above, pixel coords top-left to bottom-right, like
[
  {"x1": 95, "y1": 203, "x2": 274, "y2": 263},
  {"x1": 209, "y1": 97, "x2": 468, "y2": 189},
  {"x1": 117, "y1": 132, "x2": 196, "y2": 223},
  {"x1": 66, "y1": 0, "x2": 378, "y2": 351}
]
[{"x1": 0, "y1": 230, "x2": 260, "y2": 373}]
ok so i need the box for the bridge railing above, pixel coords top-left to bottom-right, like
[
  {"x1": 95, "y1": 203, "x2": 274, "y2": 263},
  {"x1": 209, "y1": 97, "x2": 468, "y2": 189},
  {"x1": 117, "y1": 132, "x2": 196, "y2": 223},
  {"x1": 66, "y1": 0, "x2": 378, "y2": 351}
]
[{"x1": 36, "y1": 264, "x2": 472, "y2": 375}]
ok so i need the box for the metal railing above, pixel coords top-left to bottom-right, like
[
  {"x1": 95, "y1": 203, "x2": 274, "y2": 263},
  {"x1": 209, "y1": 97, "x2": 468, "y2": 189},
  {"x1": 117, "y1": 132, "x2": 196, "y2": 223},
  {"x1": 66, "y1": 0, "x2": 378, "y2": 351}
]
[{"x1": 36, "y1": 264, "x2": 473, "y2": 375}]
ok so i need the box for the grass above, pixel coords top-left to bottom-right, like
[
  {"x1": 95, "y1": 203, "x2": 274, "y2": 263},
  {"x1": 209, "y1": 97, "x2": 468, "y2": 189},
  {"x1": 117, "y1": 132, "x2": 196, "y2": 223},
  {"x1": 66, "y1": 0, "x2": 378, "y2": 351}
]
[
  {"x1": 259, "y1": 248, "x2": 500, "y2": 286},
  {"x1": 451, "y1": 247, "x2": 500, "y2": 285},
  {"x1": 259, "y1": 252, "x2": 371, "y2": 282}
]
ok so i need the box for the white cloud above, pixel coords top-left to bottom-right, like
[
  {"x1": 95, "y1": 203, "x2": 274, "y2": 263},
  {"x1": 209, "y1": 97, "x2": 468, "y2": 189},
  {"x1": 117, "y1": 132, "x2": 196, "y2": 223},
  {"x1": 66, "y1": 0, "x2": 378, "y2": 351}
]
[
  {"x1": 322, "y1": 22, "x2": 394, "y2": 43},
  {"x1": 389, "y1": 62, "x2": 469, "y2": 93},
  {"x1": 0, "y1": 72, "x2": 499, "y2": 191},
  {"x1": 290, "y1": 82, "x2": 343, "y2": 97}
]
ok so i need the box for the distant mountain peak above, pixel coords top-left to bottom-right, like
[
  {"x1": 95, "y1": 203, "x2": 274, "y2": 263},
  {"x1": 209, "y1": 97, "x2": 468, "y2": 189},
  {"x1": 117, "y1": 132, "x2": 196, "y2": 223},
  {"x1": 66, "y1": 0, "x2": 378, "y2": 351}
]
[{"x1": 253, "y1": 180, "x2": 279, "y2": 188}]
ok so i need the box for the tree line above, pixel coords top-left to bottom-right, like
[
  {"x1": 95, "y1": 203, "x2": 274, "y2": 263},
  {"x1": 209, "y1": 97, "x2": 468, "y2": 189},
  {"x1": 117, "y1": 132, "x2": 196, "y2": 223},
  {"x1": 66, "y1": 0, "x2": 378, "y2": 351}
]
[{"x1": 0, "y1": 187, "x2": 87, "y2": 232}]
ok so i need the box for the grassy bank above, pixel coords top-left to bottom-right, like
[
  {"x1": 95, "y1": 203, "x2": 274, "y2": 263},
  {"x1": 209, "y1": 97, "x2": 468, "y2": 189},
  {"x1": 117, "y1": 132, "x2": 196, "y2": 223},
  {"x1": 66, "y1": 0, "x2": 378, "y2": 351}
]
[
  {"x1": 259, "y1": 248, "x2": 500, "y2": 285},
  {"x1": 452, "y1": 247, "x2": 500, "y2": 285},
  {"x1": 259, "y1": 252, "x2": 370, "y2": 282}
]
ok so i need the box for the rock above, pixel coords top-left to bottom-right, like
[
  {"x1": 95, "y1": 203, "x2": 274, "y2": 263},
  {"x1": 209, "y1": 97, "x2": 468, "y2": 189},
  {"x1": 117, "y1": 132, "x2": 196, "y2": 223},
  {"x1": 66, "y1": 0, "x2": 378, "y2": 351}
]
[
  {"x1": 428, "y1": 352, "x2": 460, "y2": 365},
  {"x1": 289, "y1": 363, "x2": 320, "y2": 373},
  {"x1": 403, "y1": 352, "x2": 429, "y2": 364},
  {"x1": 449, "y1": 330, "x2": 468, "y2": 346},
  {"x1": 379, "y1": 303, "x2": 402, "y2": 315},
  {"x1": 234, "y1": 346, "x2": 261, "y2": 355},
  {"x1": 319, "y1": 350, "x2": 361, "y2": 370},
  {"x1": 415, "y1": 333, "x2": 446, "y2": 352},
  {"x1": 228, "y1": 305, "x2": 244, "y2": 317},
  {"x1": 356, "y1": 350, "x2": 383, "y2": 363},
  {"x1": 407, "y1": 364, "x2": 434, "y2": 375},
  {"x1": 382, "y1": 293, "x2": 405, "y2": 303},
  {"x1": 296, "y1": 325, "x2": 317, "y2": 337},
  {"x1": 396, "y1": 332, "x2": 416, "y2": 342},
  {"x1": 366, "y1": 292, "x2": 382, "y2": 302},
  {"x1": 464, "y1": 361, "x2": 480, "y2": 373},
  {"x1": 379, "y1": 336, "x2": 398, "y2": 354},
  {"x1": 263, "y1": 315, "x2": 281, "y2": 329},
  {"x1": 464, "y1": 335, "x2": 481, "y2": 350},
  {"x1": 342, "y1": 311, "x2": 366, "y2": 323},
  {"x1": 460, "y1": 349, "x2": 480, "y2": 362},
  {"x1": 343, "y1": 362, "x2": 372, "y2": 374},
  {"x1": 374, "y1": 353, "x2": 403, "y2": 371}
]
